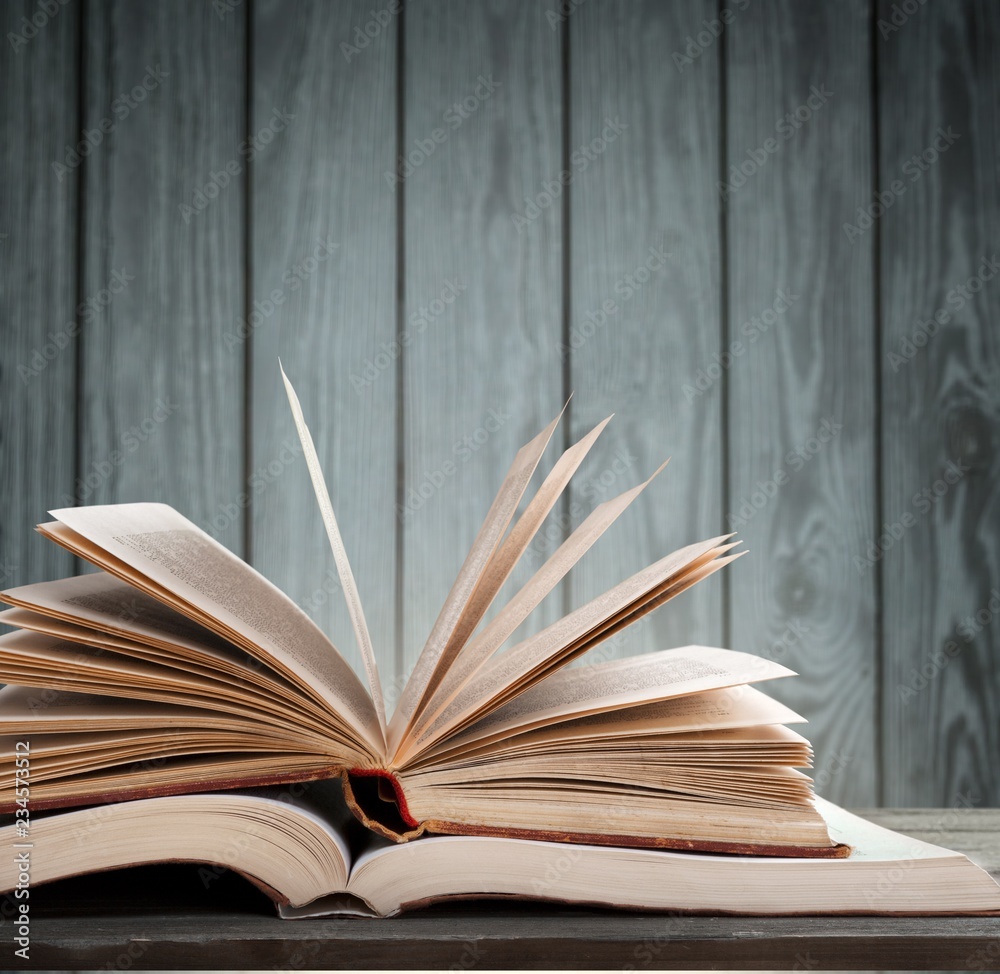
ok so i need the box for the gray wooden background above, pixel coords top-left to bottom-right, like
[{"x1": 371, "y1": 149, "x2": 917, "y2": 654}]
[{"x1": 1, "y1": 0, "x2": 997, "y2": 809}]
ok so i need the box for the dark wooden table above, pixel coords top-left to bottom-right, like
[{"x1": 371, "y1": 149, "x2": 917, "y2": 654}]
[{"x1": 11, "y1": 809, "x2": 1000, "y2": 970}]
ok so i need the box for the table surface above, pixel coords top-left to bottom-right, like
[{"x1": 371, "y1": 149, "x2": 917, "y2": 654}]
[{"x1": 12, "y1": 808, "x2": 1000, "y2": 970}]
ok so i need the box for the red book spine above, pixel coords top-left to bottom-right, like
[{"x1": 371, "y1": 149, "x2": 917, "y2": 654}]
[{"x1": 347, "y1": 767, "x2": 419, "y2": 829}]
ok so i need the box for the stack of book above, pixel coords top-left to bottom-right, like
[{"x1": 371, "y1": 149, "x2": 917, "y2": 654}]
[{"x1": 1, "y1": 369, "x2": 997, "y2": 917}]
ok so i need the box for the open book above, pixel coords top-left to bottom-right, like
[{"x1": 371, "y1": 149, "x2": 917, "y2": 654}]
[
  {"x1": 3, "y1": 782, "x2": 998, "y2": 917},
  {"x1": 0, "y1": 368, "x2": 840, "y2": 856}
]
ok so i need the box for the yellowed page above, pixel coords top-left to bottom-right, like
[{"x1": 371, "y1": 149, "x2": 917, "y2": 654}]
[
  {"x1": 0, "y1": 753, "x2": 339, "y2": 810},
  {"x1": 397, "y1": 414, "x2": 615, "y2": 742},
  {"x1": 0, "y1": 725, "x2": 329, "y2": 782},
  {"x1": 387, "y1": 406, "x2": 566, "y2": 752},
  {"x1": 0, "y1": 607, "x2": 328, "y2": 725},
  {"x1": 0, "y1": 630, "x2": 297, "y2": 722},
  {"x1": 411, "y1": 462, "x2": 669, "y2": 742},
  {"x1": 0, "y1": 684, "x2": 261, "y2": 734},
  {"x1": 0, "y1": 575, "x2": 314, "y2": 714},
  {"x1": 281, "y1": 364, "x2": 386, "y2": 742},
  {"x1": 423, "y1": 646, "x2": 794, "y2": 752},
  {"x1": 419, "y1": 684, "x2": 805, "y2": 765},
  {"x1": 404, "y1": 756, "x2": 814, "y2": 808},
  {"x1": 398, "y1": 537, "x2": 734, "y2": 759},
  {"x1": 41, "y1": 504, "x2": 380, "y2": 754},
  {"x1": 0, "y1": 573, "x2": 261, "y2": 675}
]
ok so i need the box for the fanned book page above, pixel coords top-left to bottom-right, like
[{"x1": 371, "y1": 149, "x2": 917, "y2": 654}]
[{"x1": 0, "y1": 367, "x2": 843, "y2": 857}]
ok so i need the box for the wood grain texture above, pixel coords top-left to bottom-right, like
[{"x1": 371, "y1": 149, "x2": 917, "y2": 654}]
[
  {"x1": 400, "y1": 0, "x2": 563, "y2": 679},
  {"x1": 79, "y1": 1, "x2": 245, "y2": 553},
  {"x1": 566, "y1": 0, "x2": 724, "y2": 662},
  {"x1": 19, "y1": 914, "x2": 1000, "y2": 971},
  {"x1": 726, "y1": 0, "x2": 878, "y2": 805},
  {"x1": 17, "y1": 809, "x2": 1000, "y2": 970},
  {"x1": 249, "y1": 0, "x2": 398, "y2": 689},
  {"x1": 878, "y1": 0, "x2": 1000, "y2": 805},
  {"x1": 0, "y1": 0, "x2": 78, "y2": 596},
  {"x1": 1, "y1": 0, "x2": 999, "y2": 811}
]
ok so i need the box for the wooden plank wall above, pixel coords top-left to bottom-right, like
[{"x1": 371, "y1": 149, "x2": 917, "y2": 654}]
[
  {"x1": 568, "y1": 0, "x2": 725, "y2": 661},
  {"x1": 726, "y1": 0, "x2": 877, "y2": 805},
  {"x1": 80, "y1": 0, "x2": 246, "y2": 555},
  {"x1": 879, "y1": 0, "x2": 1000, "y2": 806},
  {"x1": 400, "y1": 0, "x2": 564, "y2": 681},
  {"x1": 0, "y1": 0, "x2": 997, "y2": 808},
  {"x1": 249, "y1": 0, "x2": 398, "y2": 686},
  {"x1": 0, "y1": 0, "x2": 78, "y2": 594}
]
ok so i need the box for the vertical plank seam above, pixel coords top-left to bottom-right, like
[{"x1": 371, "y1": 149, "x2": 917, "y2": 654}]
[
  {"x1": 718, "y1": 0, "x2": 731, "y2": 651},
  {"x1": 243, "y1": 0, "x2": 254, "y2": 565},
  {"x1": 559, "y1": 8, "x2": 572, "y2": 621},
  {"x1": 394, "y1": 0, "x2": 407, "y2": 683},
  {"x1": 73, "y1": 0, "x2": 87, "y2": 571},
  {"x1": 870, "y1": 0, "x2": 885, "y2": 806}
]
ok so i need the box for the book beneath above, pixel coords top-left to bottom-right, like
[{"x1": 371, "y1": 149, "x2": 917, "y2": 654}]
[
  {"x1": 3, "y1": 364, "x2": 988, "y2": 900},
  {"x1": 2, "y1": 781, "x2": 998, "y2": 918}
]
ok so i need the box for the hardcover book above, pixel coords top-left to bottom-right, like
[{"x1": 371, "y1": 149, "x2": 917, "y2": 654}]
[
  {"x1": 4, "y1": 782, "x2": 999, "y2": 917},
  {"x1": 1, "y1": 368, "x2": 998, "y2": 916}
]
